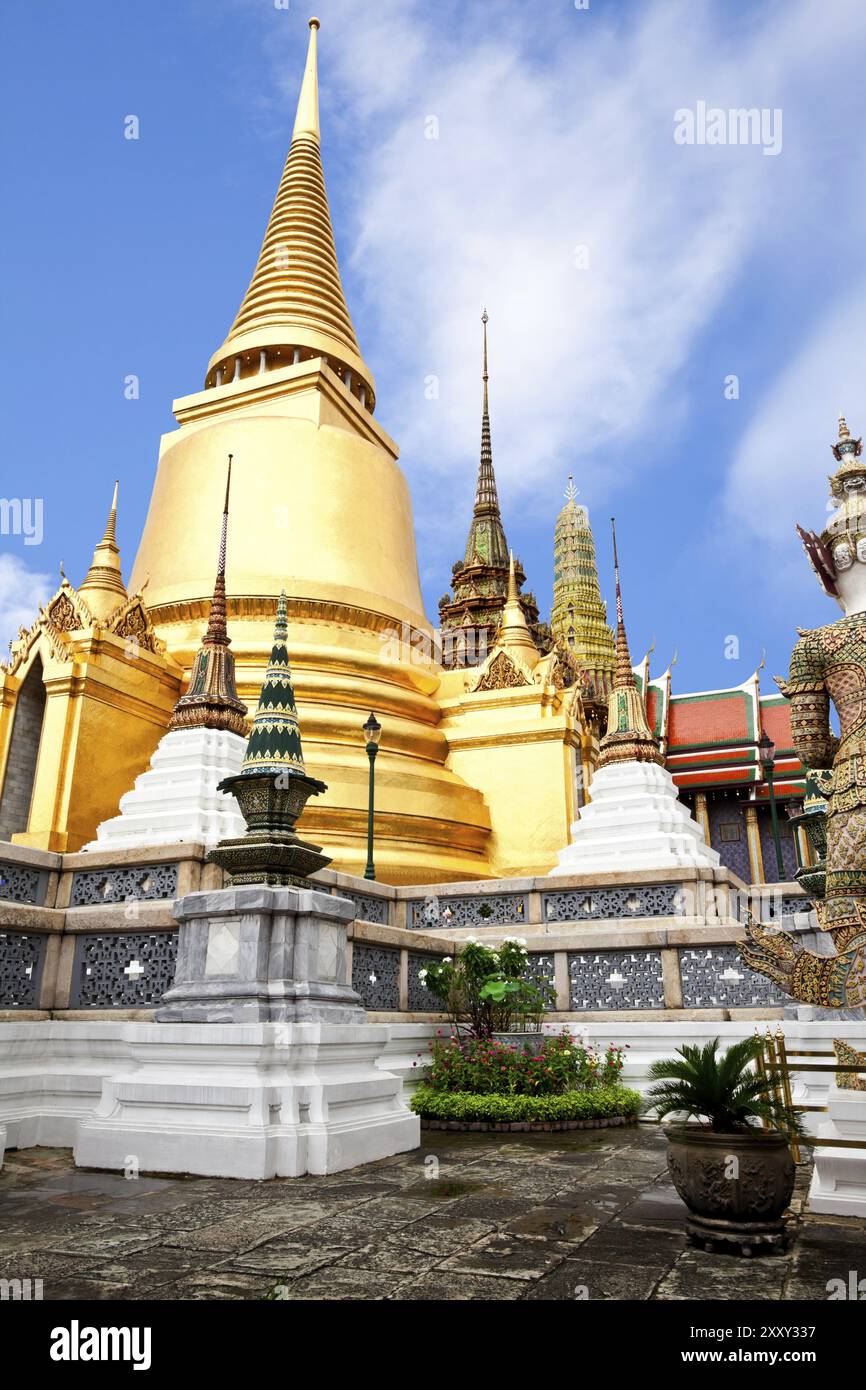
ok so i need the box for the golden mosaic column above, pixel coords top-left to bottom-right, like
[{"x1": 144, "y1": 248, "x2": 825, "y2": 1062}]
[
  {"x1": 694, "y1": 792, "x2": 711, "y2": 846},
  {"x1": 745, "y1": 802, "x2": 765, "y2": 884}
]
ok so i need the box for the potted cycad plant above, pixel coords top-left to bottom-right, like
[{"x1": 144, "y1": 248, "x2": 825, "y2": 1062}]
[{"x1": 646, "y1": 1037, "x2": 805, "y2": 1256}]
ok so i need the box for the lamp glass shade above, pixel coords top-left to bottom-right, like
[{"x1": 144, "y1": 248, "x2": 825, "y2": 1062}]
[
  {"x1": 363, "y1": 712, "x2": 382, "y2": 747},
  {"x1": 758, "y1": 732, "x2": 775, "y2": 767}
]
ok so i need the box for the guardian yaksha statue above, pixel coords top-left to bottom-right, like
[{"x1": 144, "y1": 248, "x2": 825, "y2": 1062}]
[{"x1": 743, "y1": 416, "x2": 866, "y2": 1009}]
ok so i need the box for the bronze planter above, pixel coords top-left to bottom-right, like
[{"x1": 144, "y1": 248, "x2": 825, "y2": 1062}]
[
  {"x1": 665, "y1": 1127, "x2": 795, "y2": 1256},
  {"x1": 209, "y1": 769, "x2": 331, "y2": 886},
  {"x1": 219, "y1": 770, "x2": 327, "y2": 834}
]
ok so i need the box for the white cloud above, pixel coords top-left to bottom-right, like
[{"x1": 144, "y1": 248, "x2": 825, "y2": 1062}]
[
  {"x1": 246, "y1": 0, "x2": 866, "y2": 566},
  {"x1": 0, "y1": 554, "x2": 51, "y2": 659},
  {"x1": 725, "y1": 281, "x2": 866, "y2": 548}
]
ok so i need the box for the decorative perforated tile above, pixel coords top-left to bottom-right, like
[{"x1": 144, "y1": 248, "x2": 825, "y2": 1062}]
[
  {"x1": 352, "y1": 944, "x2": 400, "y2": 1010},
  {"x1": 337, "y1": 891, "x2": 389, "y2": 925},
  {"x1": 70, "y1": 931, "x2": 178, "y2": 1008},
  {"x1": 525, "y1": 952, "x2": 557, "y2": 1010},
  {"x1": 407, "y1": 952, "x2": 445, "y2": 1012},
  {"x1": 0, "y1": 931, "x2": 47, "y2": 1007},
  {"x1": 679, "y1": 946, "x2": 788, "y2": 1008},
  {"x1": 0, "y1": 862, "x2": 47, "y2": 906},
  {"x1": 70, "y1": 864, "x2": 179, "y2": 907},
  {"x1": 544, "y1": 884, "x2": 681, "y2": 923},
  {"x1": 567, "y1": 949, "x2": 665, "y2": 1010},
  {"x1": 407, "y1": 893, "x2": 528, "y2": 929}
]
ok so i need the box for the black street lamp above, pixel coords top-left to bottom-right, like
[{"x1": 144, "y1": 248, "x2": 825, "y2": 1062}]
[
  {"x1": 758, "y1": 731, "x2": 786, "y2": 881},
  {"x1": 363, "y1": 712, "x2": 382, "y2": 880}
]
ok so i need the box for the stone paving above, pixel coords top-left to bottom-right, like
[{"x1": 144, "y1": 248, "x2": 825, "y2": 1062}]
[{"x1": 0, "y1": 1124, "x2": 864, "y2": 1300}]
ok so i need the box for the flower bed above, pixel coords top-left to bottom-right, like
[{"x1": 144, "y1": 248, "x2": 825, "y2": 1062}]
[
  {"x1": 420, "y1": 1031, "x2": 628, "y2": 1095},
  {"x1": 410, "y1": 1029, "x2": 640, "y2": 1131},
  {"x1": 411, "y1": 1085, "x2": 642, "y2": 1131}
]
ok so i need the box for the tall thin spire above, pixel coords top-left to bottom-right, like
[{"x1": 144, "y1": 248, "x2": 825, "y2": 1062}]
[
  {"x1": 79, "y1": 481, "x2": 128, "y2": 622},
  {"x1": 169, "y1": 456, "x2": 248, "y2": 735},
  {"x1": 202, "y1": 453, "x2": 233, "y2": 648},
  {"x1": 292, "y1": 16, "x2": 320, "y2": 142},
  {"x1": 596, "y1": 519, "x2": 662, "y2": 769},
  {"x1": 464, "y1": 310, "x2": 508, "y2": 566},
  {"x1": 207, "y1": 17, "x2": 374, "y2": 406},
  {"x1": 611, "y1": 517, "x2": 635, "y2": 689}
]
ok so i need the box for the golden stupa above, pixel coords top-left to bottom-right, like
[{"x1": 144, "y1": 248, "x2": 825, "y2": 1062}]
[
  {"x1": 128, "y1": 18, "x2": 492, "y2": 881},
  {"x1": 0, "y1": 18, "x2": 590, "y2": 880}
]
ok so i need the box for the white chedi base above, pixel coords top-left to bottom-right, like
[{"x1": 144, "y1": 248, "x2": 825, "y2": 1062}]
[
  {"x1": 808, "y1": 1082, "x2": 866, "y2": 1218},
  {"x1": 550, "y1": 760, "x2": 720, "y2": 875},
  {"x1": 84, "y1": 727, "x2": 246, "y2": 851}
]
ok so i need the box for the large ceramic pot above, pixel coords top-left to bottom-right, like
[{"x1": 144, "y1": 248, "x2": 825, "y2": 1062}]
[{"x1": 666, "y1": 1127, "x2": 795, "y2": 1255}]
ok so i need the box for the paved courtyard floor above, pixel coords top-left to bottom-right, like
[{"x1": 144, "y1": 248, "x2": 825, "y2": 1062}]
[{"x1": 1, "y1": 1123, "x2": 863, "y2": 1300}]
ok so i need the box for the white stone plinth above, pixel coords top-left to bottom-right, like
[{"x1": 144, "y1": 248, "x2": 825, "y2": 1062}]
[
  {"x1": 550, "y1": 761, "x2": 721, "y2": 875},
  {"x1": 84, "y1": 727, "x2": 246, "y2": 851},
  {"x1": 808, "y1": 1083, "x2": 866, "y2": 1217},
  {"x1": 73, "y1": 1021, "x2": 419, "y2": 1179}
]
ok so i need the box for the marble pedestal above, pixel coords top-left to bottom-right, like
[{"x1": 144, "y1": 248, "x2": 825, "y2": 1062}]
[
  {"x1": 73, "y1": 1022, "x2": 420, "y2": 1178},
  {"x1": 84, "y1": 727, "x2": 247, "y2": 850},
  {"x1": 157, "y1": 884, "x2": 365, "y2": 1024},
  {"x1": 808, "y1": 1083, "x2": 866, "y2": 1217}
]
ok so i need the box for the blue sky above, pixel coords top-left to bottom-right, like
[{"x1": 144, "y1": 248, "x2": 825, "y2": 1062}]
[{"x1": 3, "y1": 0, "x2": 866, "y2": 697}]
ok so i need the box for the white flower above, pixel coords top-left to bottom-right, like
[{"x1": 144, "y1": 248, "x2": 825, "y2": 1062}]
[
  {"x1": 418, "y1": 969, "x2": 428, "y2": 981},
  {"x1": 442, "y1": 956, "x2": 451, "y2": 963}
]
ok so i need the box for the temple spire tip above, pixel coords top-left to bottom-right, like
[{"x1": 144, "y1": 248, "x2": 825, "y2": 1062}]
[{"x1": 292, "y1": 16, "x2": 320, "y2": 144}]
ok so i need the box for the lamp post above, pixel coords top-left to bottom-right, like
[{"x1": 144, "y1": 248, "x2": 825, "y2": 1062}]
[
  {"x1": 758, "y1": 731, "x2": 786, "y2": 881},
  {"x1": 363, "y1": 712, "x2": 382, "y2": 880}
]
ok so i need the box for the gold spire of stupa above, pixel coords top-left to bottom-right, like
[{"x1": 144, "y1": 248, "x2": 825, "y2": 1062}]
[
  {"x1": 595, "y1": 519, "x2": 663, "y2": 770},
  {"x1": 550, "y1": 474, "x2": 615, "y2": 715},
  {"x1": 494, "y1": 551, "x2": 540, "y2": 670},
  {"x1": 78, "y1": 481, "x2": 128, "y2": 622},
  {"x1": 206, "y1": 17, "x2": 374, "y2": 407}
]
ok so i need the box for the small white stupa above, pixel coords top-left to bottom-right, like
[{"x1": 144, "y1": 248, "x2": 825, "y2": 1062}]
[
  {"x1": 551, "y1": 521, "x2": 719, "y2": 875},
  {"x1": 86, "y1": 458, "x2": 248, "y2": 850}
]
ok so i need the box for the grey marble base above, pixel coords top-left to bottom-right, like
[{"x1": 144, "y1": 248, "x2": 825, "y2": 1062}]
[{"x1": 157, "y1": 885, "x2": 366, "y2": 1024}]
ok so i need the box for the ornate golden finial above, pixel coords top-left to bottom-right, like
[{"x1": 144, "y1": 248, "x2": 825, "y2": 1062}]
[
  {"x1": 565, "y1": 474, "x2": 579, "y2": 504},
  {"x1": 481, "y1": 309, "x2": 489, "y2": 410},
  {"x1": 839, "y1": 412, "x2": 850, "y2": 441},
  {"x1": 494, "y1": 550, "x2": 539, "y2": 669},
  {"x1": 293, "y1": 17, "x2": 321, "y2": 144},
  {"x1": 78, "y1": 481, "x2": 128, "y2": 622}
]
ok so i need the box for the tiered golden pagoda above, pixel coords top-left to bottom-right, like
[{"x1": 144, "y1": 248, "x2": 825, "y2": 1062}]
[
  {"x1": 126, "y1": 17, "x2": 489, "y2": 881},
  {"x1": 550, "y1": 476, "x2": 616, "y2": 726}
]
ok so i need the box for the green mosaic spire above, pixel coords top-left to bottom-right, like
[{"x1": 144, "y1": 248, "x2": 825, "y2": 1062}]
[{"x1": 240, "y1": 590, "x2": 306, "y2": 777}]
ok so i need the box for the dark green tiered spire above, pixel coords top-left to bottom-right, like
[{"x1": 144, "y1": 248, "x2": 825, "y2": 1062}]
[{"x1": 240, "y1": 591, "x2": 306, "y2": 777}]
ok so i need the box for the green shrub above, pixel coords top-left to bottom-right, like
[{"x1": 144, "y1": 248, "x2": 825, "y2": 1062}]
[
  {"x1": 410, "y1": 1084, "x2": 642, "y2": 1124},
  {"x1": 417, "y1": 939, "x2": 552, "y2": 1037},
  {"x1": 420, "y1": 1030, "x2": 627, "y2": 1097}
]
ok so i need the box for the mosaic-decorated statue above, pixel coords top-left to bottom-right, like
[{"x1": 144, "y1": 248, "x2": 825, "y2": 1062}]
[{"x1": 742, "y1": 415, "x2": 866, "y2": 1009}]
